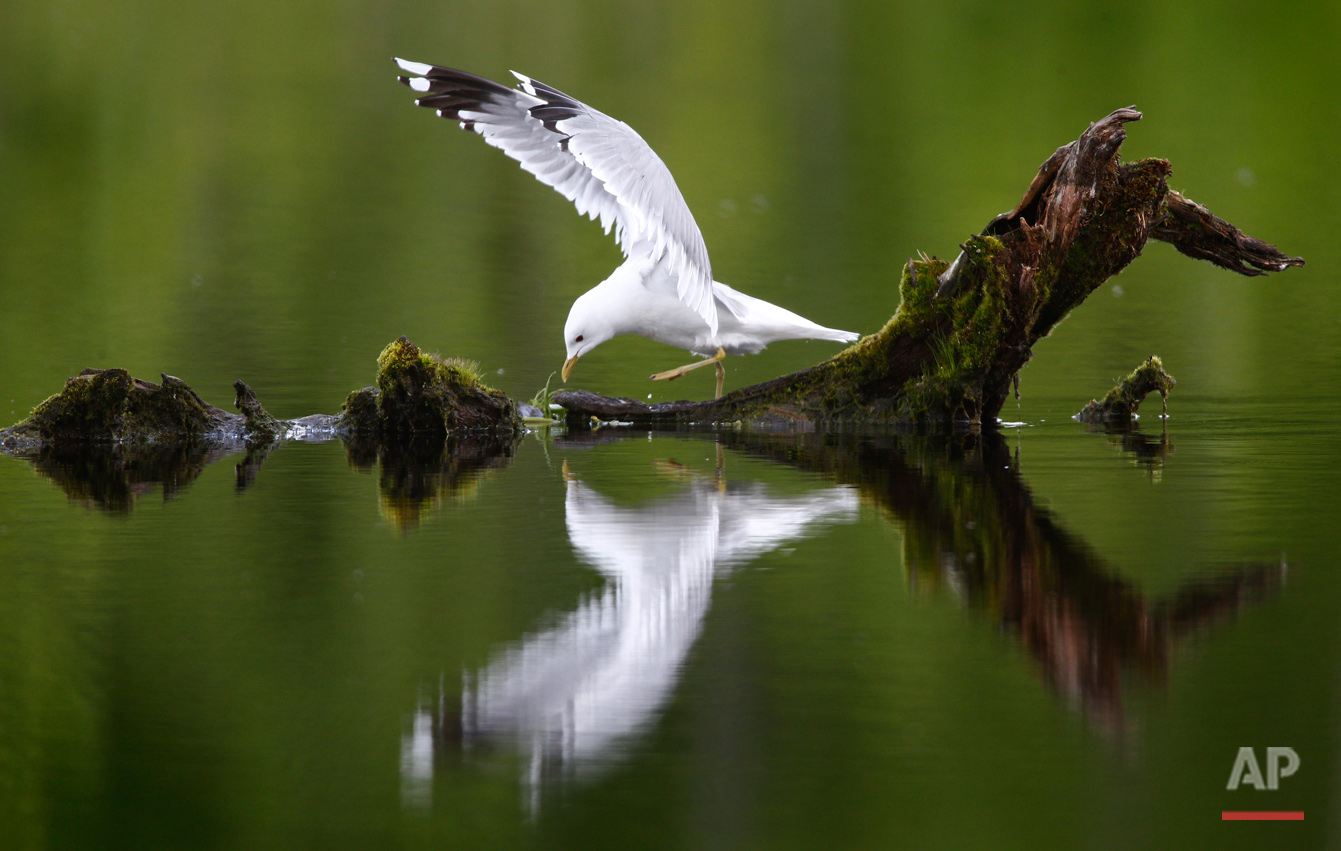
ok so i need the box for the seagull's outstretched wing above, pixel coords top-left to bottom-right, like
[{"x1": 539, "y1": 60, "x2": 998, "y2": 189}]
[{"x1": 395, "y1": 59, "x2": 718, "y2": 333}]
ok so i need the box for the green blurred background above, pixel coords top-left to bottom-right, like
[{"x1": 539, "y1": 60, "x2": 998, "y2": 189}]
[{"x1": 2, "y1": 0, "x2": 1335, "y2": 414}]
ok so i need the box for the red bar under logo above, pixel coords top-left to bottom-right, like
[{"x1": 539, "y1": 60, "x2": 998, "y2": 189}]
[{"x1": 1222, "y1": 811, "x2": 1304, "y2": 821}]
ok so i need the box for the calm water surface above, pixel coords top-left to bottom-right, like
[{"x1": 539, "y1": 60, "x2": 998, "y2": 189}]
[
  {"x1": 1, "y1": 395, "x2": 1337, "y2": 848},
  {"x1": 3, "y1": 0, "x2": 1340, "y2": 847}
]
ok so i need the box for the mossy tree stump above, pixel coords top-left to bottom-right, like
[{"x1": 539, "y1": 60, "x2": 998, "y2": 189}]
[
  {"x1": 554, "y1": 108, "x2": 1302, "y2": 429},
  {"x1": 339, "y1": 337, "x2": 521, "y2": 440}
]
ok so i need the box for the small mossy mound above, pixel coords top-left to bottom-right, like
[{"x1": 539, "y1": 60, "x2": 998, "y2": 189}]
[
  {"x1": 340, "y1": 336, "x2": 521, "y2": 440},
  {"x1": 0, "y1": 368, "x2": 234, "y2": 446},
  {"x1": 1076, "y1": 356, "x2": 1177, "y2": 422},
  {"x1": 339, "y1": 386, "x2": 382, "y2": 434}
]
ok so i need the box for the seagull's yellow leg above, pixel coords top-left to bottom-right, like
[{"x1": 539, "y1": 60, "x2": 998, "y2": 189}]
[{"x1": 649, "y1": 347, "x2": 727, "y2": 398}]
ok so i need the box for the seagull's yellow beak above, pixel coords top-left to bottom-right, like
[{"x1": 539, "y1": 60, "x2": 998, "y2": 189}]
[{"x1": 562, "y1": 354, "x2": 578, "y2": 383}]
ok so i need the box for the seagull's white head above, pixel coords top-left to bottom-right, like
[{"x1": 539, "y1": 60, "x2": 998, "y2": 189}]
[{"x1": 561, "y1": 292, "x2": 616, "y2": 383}]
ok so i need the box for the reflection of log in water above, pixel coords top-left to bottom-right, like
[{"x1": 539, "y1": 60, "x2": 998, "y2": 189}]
[
  {"x1": 720, "y1": 430, "x2": 1283, "y2": 732},
  {"x1": 9, "y1": 441, "x2": 241, "y2": 513},
  {"x1": 1082, "y1": 420, "x2": 1175, "y2": 481},
  {"x1": 345, "y1": 433, "x2": 517, "y2": 531},
  {"x1": 13, "y1": 418, "x2": 1280, "y2": 738},
  {"x1": 7, "y1": 429, "x2": 519, "y2": 522}
]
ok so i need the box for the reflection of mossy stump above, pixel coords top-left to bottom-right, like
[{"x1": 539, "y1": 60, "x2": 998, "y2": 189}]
[
  {"x1": 339, "y1": 337, "x2": 521, "y2": 440},
  {"x1": 555, "y1": 107, "x2": 1303, "y2": 429}
]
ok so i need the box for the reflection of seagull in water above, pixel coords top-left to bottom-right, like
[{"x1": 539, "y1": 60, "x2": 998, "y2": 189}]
[
  {"x1": 401, "y1": 455, "x2": 858, "y2": 809},
  {"x1": 395, "y1": 59, "x2": 859, "y2": 398}
]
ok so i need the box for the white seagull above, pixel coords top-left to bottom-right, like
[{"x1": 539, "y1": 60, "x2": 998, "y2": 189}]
[{"x1": 395, "y1": 59, "x2": 859, "y2": 398}]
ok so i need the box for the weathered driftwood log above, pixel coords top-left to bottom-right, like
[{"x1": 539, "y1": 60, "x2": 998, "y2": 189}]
[
  {"x1": 554, "y1": 108, "x2": 1302, "y2": 429},
  {"x1": 1075, "y1": 356, "x2": 1177, "y2": 423}
]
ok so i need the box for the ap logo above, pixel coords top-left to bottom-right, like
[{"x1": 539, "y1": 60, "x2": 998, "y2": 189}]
[{"x1": 1226, "y1": 747, "x2": 1300, "y2": 790}]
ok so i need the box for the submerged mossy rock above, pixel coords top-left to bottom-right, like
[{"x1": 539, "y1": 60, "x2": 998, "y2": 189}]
[
  {"x1": 338, "y1": 337, "x2": 521, "y2": 440},
  {"x1": 1076, "y1": 356, "x2": 1177, "y2": 423},
  {"x1": 0, "y1": 368, "x2": 237, "y2": 446}
]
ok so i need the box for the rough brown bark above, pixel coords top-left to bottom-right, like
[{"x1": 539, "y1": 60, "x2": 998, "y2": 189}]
[{"x1": 1154, "y1": 190, "x2": 1304, "y2": 275}]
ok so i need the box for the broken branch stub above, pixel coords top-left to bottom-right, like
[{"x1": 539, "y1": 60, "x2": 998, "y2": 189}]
[{"x1": 1153, "y1": 191, "x2": 1305, "y2": 276}]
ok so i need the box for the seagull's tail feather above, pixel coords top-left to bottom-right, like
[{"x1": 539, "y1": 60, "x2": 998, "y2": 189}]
[
  {"x1": 813, "y1": 327, "x2": 861, "y2": 345},
  {"x1": 712, "y1": 280, "x2": 859, "y2": 347}
]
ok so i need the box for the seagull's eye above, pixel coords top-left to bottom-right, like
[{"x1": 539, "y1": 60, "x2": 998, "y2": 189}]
[{"x1": 575, "y1": 335, "x2": 584, "y2": 342}]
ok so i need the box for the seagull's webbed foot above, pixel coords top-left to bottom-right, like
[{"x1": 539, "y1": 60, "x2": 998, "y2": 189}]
[{"x1": 650, "y1": 347, "x2": 727, "y2": 398}]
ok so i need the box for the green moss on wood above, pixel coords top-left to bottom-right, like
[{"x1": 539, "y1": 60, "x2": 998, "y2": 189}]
[
  {"x1": 339, "y1": 387, "x2": 382, "y2": 434},
  {"x1": 893, "y1": 238, "x2": 1016, "y2": 422},
  {"x1": 1076, "y1": 356, "x2": 1177, "y2": 422},
  {"x1": 365, "y1": 336, "x2": 521, "y2": 439},
  {"x1": 0, "y1": 368, "x2": 230, "y2": 445},
  {"x1": 233, "y1": 380, "x2": 282, "y2": 440}
]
